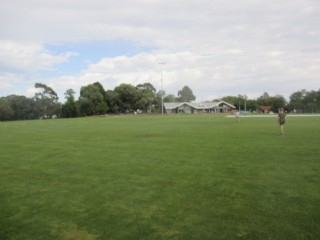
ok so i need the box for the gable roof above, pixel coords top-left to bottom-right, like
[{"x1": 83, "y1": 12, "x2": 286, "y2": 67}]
[
  {"x1": 164, "y1": 101, "x2": 236, "y2": 110},
  {"x1": 163, "y1": 102, "x2": 190, "y2": 110},
  {"x1": 217, "y1": 100, "x2": 236, "y2": 109}
]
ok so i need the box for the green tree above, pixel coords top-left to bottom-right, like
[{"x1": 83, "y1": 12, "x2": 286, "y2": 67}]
[
  {"x1": 33, "y1": 83, "x2": 60, "y2": 118},
  {"x1": 5, "y1": 95, "x2": 37, "y2": 120},
  {"x1": 0, "y1": 98, "x2": 14, "y2": 121},
  {"x1": 177, "y1": 86, "x2": 196, "y2": 102},
  {"x1": 289, "y1": 89, "x2": 320, "y2": 113},
  {"x1": 136, "y1": 83, "x2": 157, "y2": 113},
  {"x1": 93, "y1": 82, "x2": 108, "y2": 102},
  {"x1": 256, "y1": 92, "x2": 287, "y2": 112},
  {"x1": 78, "y1": 84, "x2": 105, "y2": 116},
  {"x1": 113, "y1": 84, "x2": 139, "y2": 113},
  {"x1": 221, "y1": 96, "x2": 243, "y2": 110},
  {"x1": 257, "y1": 92, "x2": 272, "y2": 106},
  {"x1": 221, "y1": 96, "x2": 239, "y2": 105},
  {"x1": 270, "y1": 95, "x2": 286, "y2": 112},
  {"x1": 163, "y1": 94, "x2": 177, "y2": 103},
  {"x1": 316, "y1": 89, "x2": 320, "y2": 107},
  {"x1": 61, "y1": 89, "x2": 77, "y2": 118},
  {"x1": 105, "y1": 90, "x2": 119, "y2": 114},
  {"x1": 303, "y1": 90, "x2": 318, "y2": 113},
  {"x1": 289, "y1": 90, "x2": 306, "y2": 113},
  {"x1": 93, "y1": 82, "x2": 109, "y2": 114},
  {"x1": 136, "y1": 83, "x2": 156, "y2": 93},
  {"x1": 78, "y1": 98, "x2": 94, "y2": 116},
  {"x1": 245, "y1": 99, "x2": 259, "y2": 112}
]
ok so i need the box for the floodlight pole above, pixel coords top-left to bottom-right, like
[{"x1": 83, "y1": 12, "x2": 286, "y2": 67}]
[
  {"x1": 244, "y1": 99, "x2": 246, "y2": 113},
  {"x1": 159, "y1": 62, "x2": 165, "y2": 115}
]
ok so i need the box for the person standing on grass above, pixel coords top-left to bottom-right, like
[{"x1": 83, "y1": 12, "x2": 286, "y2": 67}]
[
  {"x1": 278, "y1": 108, "x2": 287, "y2": 136},
  {"x1": 235, "y1": 110, "x2": 240, "y2": 122}
]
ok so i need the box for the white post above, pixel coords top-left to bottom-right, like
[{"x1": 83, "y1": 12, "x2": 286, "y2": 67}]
[{"x1": 159, "y1": 62, "x2": 165, "y2": 115}]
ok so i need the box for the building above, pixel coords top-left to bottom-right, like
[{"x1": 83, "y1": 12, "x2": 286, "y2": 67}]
[{"x1": 164, "y1": 101, "x2": 236, "y2": 114}]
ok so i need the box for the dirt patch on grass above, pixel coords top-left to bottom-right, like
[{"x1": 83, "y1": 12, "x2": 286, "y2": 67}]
[{"x1": 63, "y1": 224, "x2": 96, "y2": 240}]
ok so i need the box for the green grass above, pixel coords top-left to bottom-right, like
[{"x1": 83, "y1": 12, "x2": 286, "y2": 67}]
[{"x1": 0, "y1": 115, "x2": 319, "y2": 240}]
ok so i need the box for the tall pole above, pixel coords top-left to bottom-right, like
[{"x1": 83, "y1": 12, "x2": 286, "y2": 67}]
[
  {"x1": 244, "y1": 99, "x2": 246, "y2": 113},
  {"x1": 159, "y1": 62, "x2": 165, "y2": 115}
]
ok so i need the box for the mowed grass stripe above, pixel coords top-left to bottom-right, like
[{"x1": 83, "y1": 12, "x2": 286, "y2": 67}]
[{"x1": 0, "y1": 115, "x2": 319, "y2": 240}]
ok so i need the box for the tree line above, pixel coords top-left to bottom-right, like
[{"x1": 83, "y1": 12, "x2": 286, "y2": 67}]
[
  {"x1": 222, "y1": 90, "x2": 320, "y2": 114},
  {"x1": 0, "y1": 81, "x2": 319, "y2": 121},
  {"x1": 0, "y1": 83, "x2": 196, "y2": 121}
]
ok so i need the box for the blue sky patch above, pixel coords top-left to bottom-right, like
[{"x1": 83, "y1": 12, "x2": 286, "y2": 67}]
[{"x1": 43, "y1": 40, "x2": 154, "y2": 76}]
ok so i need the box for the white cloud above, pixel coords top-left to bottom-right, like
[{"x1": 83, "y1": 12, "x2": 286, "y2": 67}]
[
  {"x1": 0, "y1": 0, "x2": 319, "y2": 101},
  {"x1": 0, "y1": 40, "x2": 76, "y2": 73}
]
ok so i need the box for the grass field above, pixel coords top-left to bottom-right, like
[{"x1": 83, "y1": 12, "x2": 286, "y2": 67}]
[{"x1": 0, "y1": 114, "x2": 319, "y2": 240}]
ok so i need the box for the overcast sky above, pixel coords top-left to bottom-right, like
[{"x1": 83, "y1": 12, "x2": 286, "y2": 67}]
[{"x1": 0, "y1": 0, "x2": 319, "y2": 102}]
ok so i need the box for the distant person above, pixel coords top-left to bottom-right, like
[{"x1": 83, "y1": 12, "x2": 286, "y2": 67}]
[
  {"x1": 278, "y1": 108, "x2": 287, "y2": 136},
  {"x1": 235, "y1": 110, "x2": 240, "y2": 122}
]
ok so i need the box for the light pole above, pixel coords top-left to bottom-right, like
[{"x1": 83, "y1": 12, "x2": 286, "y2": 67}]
[
  {"x1": 159, "y1": 62, "x2": 165, "y2": 115},
  {"x1": 244, "y1": 98, "x2": 247, "y2": 114},
  {"x1": 243, "y1": 94, "x2": 247, "y2": 114}
]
